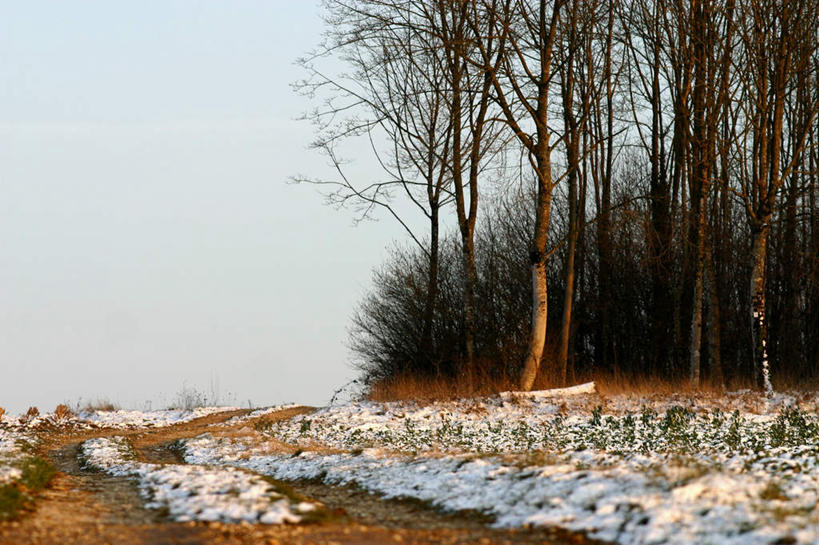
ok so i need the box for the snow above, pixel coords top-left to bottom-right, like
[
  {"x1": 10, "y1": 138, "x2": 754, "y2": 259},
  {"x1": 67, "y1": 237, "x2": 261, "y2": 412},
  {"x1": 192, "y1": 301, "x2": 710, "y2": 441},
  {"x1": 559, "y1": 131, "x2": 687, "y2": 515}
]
[
  {"x1": 220, "y1": 404, "x2": 300, "y2": 426},
  {"x1": 0, "y1": 431, "x2": 20, "y2": 456},
  {"x1": 1, "y1": 406, "x2": 240, "y2": 430},
  {"x1": 499, "y1": 381, "x2": 597, "y2": 400},
  {"x1": 77, "y1": 406, "x2": 239, "y2": 429},
  {"x1": 0, "y1": 465, "x2": 22, "y2": 485},
  {"x1": 0, "y1": 429, "x2": 33, "y2": 486},
  {"x1": 181, "y1": 391, "x2": 819, "y2": 544},
  {"x1": 79, "y1": 436, "x2": 313, "y2": 524}
]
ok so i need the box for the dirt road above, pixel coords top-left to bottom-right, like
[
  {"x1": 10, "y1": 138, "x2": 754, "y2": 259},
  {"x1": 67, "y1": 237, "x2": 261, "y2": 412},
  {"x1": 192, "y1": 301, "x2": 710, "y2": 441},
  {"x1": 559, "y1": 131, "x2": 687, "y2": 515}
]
[{"x1": 0, "y1": 409, "x2": 604, "y2": 545}]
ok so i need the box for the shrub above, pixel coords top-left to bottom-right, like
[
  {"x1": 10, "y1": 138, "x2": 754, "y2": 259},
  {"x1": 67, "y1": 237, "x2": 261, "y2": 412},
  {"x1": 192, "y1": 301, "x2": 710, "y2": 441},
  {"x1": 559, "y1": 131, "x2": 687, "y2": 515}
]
[
  {"x1": 350, "y1": 196, "x2": 535, "y2": 392},
  {"x1": 23, "y1": 407, "x2": 39, "y2": 423},
  {"x1": 52, "y1": 404, "x2": 74, "y2": 424}
]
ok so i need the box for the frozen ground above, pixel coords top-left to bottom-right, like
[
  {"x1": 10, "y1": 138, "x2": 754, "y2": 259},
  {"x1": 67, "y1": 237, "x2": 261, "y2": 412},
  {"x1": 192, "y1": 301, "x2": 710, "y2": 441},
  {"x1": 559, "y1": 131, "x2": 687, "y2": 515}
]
[
  {"x1": 76, "y1": 406, "x2": 240, "y2": 429},
  {"x1": 180, "y1": 386, "x2": 819, "y2": 545},
  {"x1": 0, "y1": 429, "x2": 29, "y2": 485},
  {"x1": 219, "y1": 404, "x2": 300, "y2": 426},
  {"x1": 79, "y1": 436, "x2": 317, "y2": 524},
  {"x1": 1, "y1": 406, "x2": 239, "y2": 430}
]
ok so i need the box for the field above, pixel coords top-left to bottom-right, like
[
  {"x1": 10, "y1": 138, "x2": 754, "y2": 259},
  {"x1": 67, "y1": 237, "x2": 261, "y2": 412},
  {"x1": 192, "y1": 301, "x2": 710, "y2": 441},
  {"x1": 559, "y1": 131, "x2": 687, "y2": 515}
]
[{"x1": 2, "y1": 385, "x2": 819, "y2": 544}]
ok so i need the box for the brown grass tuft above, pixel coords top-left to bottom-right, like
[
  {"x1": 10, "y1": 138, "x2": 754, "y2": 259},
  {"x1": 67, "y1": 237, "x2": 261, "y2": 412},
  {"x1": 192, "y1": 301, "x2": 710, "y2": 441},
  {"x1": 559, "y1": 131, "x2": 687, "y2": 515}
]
[
  {"x1": 23, "y1": 406, "x2": 40, "y2": 422},
  {"x1": 590, "y1": 370, "x2": 729, "y2": 397},
  {"x1": 53, "y1": 404, "x2": 74, "y2": 422}
]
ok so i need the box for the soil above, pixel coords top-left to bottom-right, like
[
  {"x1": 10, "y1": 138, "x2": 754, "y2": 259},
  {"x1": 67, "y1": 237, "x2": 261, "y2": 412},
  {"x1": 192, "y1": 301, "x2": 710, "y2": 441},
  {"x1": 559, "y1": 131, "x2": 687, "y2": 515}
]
[{"x1": 0, "y1": 409, "x2": 607, "y2": 545}]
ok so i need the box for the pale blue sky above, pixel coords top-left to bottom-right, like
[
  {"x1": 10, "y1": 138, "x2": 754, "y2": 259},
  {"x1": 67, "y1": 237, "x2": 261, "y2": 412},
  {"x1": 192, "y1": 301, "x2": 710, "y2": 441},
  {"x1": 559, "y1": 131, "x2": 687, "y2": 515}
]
[{"x1": 0, "y1": 1, "x2": 410, "y2": 412}]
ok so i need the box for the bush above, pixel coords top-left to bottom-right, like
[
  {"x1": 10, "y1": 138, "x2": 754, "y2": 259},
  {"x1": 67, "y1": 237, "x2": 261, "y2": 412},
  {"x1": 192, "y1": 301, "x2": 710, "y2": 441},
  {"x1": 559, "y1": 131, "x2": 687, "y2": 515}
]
[
  {"x1": 23, "y1": 407, "x2": 39, "y2": 423},
  {"x1": 53, "y1": 404, "x2": 74, "y2": 424},
  {"x1": 349, "y1": 194, "x2": 554, "y2": 393}
]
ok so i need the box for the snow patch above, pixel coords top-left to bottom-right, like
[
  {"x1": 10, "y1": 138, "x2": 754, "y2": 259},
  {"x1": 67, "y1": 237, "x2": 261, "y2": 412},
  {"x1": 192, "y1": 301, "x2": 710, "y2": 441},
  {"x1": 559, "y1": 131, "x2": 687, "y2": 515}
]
[
  {"x1": 499, "y1": 381, "x2": 597, "y2": 400},
  {"x1": 79, "y1": 436, "x2": 312, "y2": 524},
  {"x1": 220, "y1": 404, "x2": 301, "y2": 426},
  {"x1": 77, "y1": 406, "x2": 239, "y2": 429}
]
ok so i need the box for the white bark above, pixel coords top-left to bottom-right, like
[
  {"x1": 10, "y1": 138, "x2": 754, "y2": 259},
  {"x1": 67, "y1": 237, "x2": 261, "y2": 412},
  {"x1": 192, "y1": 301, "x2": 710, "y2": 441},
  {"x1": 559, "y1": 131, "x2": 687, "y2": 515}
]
[
  {"x1": 751, "y1": 226, "x2": 774, "y2": 396},
  {"x1": 520, "y1": 261, "x2": 548, "y2": 390}
]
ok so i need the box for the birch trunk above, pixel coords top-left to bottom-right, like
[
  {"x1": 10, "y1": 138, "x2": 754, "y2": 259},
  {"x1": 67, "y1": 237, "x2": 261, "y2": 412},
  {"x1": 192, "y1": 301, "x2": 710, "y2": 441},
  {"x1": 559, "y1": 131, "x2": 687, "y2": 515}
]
[
  {"x1": 751, "y1": 225, "x2": 773, "y2": 395},
  {"x1": 521, "y1": 260, "x2": 549, "y2": 390},
  {"x1": 521, "y1": 138, "x2": 554, "y2": 391}
]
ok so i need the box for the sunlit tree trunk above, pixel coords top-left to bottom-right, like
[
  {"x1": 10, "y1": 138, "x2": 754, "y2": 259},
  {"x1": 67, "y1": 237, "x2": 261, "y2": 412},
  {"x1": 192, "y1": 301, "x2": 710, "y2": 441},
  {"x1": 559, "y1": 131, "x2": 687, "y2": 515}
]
[{"x1": 521, "y1": 136, "x2": 555, "y2": 391}]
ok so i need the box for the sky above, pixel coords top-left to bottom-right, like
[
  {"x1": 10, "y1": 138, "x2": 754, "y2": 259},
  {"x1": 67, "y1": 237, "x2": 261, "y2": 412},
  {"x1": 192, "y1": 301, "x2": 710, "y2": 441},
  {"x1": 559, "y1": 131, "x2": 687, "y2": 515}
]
[{"x1": 0, "y1": 1, "x2": 412, "y2": 413}]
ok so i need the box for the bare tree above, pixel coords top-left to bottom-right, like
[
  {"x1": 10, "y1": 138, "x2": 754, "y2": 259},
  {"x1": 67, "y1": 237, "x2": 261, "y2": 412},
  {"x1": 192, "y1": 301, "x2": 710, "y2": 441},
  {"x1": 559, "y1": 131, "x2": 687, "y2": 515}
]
[
  {"x1": 730, "y1": 0, "x2": 819, "y2": 393},
  {"x1": 469, "y1": 0, "x2": 567, "y2": 390},
  {"x1": 296, "y1": 0, "x2": 455, "y2": 372},
  {"x1": 431, "y1": 0, "x2": 503, "y2": 375},
  {"x1": 554, "y1": 0, "x2": 606, "y2": 385}
]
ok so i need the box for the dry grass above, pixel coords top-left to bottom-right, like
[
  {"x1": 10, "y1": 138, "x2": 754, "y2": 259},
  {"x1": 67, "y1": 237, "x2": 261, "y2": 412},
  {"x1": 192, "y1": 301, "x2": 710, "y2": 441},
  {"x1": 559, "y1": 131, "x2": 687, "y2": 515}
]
[
  {"x1": 23, "y1": 406, "x2": 40, "y2": 422},
  {"x1": 51, "y1": 404, "x2": 75, "y2": 424},
  {"x1": 770, "y1": 374, "x2": 819, "y2": 394},
  {"x1": 590, "y1": 371, "x2": 729, "y2": 397},
  {"x1": 365, "y1": 368, "x2": 519, "y2": 403},
  {"x1": 363, "y1": 365, "x2": 766, "y2": 403}
]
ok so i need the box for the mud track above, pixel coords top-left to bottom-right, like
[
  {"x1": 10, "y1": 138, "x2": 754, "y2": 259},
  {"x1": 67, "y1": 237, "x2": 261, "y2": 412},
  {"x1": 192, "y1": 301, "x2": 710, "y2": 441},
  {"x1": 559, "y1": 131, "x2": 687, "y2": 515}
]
[{"x1": 0, "y1": 408, "x2": 606, "y2": 545}]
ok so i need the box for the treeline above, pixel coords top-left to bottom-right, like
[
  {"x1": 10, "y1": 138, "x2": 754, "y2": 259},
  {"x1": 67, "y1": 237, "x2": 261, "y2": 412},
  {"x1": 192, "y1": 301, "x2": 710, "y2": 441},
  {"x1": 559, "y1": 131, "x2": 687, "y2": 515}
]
[{"x1": 299, "y1": 0, "x2": 819, "y2": 392}]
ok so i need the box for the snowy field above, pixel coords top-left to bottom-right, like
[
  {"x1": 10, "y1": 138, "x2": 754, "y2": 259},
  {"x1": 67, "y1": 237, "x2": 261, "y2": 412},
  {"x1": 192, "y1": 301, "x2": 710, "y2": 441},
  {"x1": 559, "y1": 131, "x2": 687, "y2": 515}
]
[
  {"x1": 180, "y1": 386, "x2": 819, "y2": 545},
  {"x1": 80, "y1": 436, "x2": 317, "y2": 524},
  {"x1": 76, "y1": 406, "x2": 239, "y2": 429},
  {"x1": 0, "y1": 429, "x2": 29, "y2": 486},
  {"x1": 219, "y1": 404, "x2": 300, "y2": 426},
  {"x1": 0, "y1": 406, "x2": 238, "y2": 430}
]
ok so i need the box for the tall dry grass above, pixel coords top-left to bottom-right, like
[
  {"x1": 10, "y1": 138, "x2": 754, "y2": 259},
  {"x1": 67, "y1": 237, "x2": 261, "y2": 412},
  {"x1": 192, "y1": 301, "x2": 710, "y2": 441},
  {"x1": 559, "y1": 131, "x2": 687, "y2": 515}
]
[
  {"x1": 363, "y1": 364, "x2": 765, "y2": 403},
  {"x1": 365, "y1": 364, "x2": 519, "y2": 402}
]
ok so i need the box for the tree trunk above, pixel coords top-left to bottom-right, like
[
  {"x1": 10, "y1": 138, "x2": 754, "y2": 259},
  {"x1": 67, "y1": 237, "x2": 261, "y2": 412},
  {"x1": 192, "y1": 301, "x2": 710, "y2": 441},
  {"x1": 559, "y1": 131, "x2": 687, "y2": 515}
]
[
  {"x1": 688, "y1": 194, "x2": 706, "y2": 386},
  {"x1": 811, "y1": 132, "x2": 819, "y2": 377},
  {"x1": 421, "y1": 208, "x2": 440, "y2": 372},
  {"x1": 521, "y1": 259, "x2": 549, "y2": 391},
  {"x1": 594, "y1": 0, "x2": 614, "y2": 376},
  {"x1": 557, "y1": 214, "x2": 578, "y2": 386},
  {"x1": 751, "y1": 224, "x2": 773, "y2": 395},
  {"x1": 461, "y1": 236, "x2": 477, "y2": 375},
  {"x1": 705, "y1": 228, "x2": 724, "y2": 388},
  {"x1": 556, "y1": 4, "x2": 581, "y2": 387},
  {"x1": 781, "y1": 173, "x2": 800, "y2": 374},
  {"x1": 520, "y1": 141, "x2": 554, "y2": 391}
]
